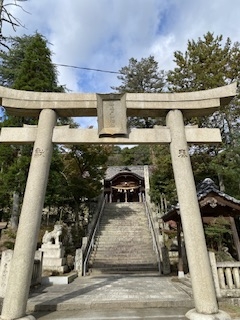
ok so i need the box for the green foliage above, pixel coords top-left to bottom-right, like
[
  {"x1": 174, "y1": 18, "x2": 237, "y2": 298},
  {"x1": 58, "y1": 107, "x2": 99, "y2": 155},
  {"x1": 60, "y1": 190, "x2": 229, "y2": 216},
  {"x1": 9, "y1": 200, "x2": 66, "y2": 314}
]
[
  {"x1": 167, "y1": 32, "x2": 240, "y2": 199},
  {"x1": 44, "y1": 146, "x2": 68, "y2": 208},
  {"x1": 121, "y1": 145, "x2": 151, "y2": 166},
  {"x1": 112, "y1": 56, "x2": 165, "y2": 94},
  {"x1": 167, "y1": 32, "x2": 240, "y2": 136},
  {"x1": 0, "y1": 32, "x2": 66, "y2": 221},
  {"x1": 106, "y1": 146, "x2": 124, "y2": 166},
  {"x1": 112, "y1": 56, "x2": 166, "y2": 128},
  {"x1": 190, "y1": 146, "x2": 219, "y2": 185},
  {"x1": 204, "y1": 217, "x2": 232, "y2": 251},
  {"x1": 0, "y1": 33, "x2": 64, "y2": 92},
  {"x1": 13, "y1": 33, "x2": 64, "y2": 92},
  {"x1": 149, "y1": 145, "x2": 177, "y2": 206},
  {"x1": 168, "y1": 33, "x2": 228, "y2": 91},
  {"x1": 61, "y1": 144, "x2": 111, "y2": 203},
  {"x1": 209, "y1": 145, "x2": 240, "y2": 199},
  {"x1": 2, "y1": 227, "x2": 17, "y2": 249},
  {"x1": 107, "y1": 145, "x2": 153, "y2": 166}
]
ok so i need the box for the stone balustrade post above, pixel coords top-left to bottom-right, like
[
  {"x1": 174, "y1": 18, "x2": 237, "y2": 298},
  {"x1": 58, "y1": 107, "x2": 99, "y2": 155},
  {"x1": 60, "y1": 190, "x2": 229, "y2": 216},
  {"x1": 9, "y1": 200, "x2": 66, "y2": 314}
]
[{"x1": 233, "y1": 268, "x2": 240, "y2": 288}]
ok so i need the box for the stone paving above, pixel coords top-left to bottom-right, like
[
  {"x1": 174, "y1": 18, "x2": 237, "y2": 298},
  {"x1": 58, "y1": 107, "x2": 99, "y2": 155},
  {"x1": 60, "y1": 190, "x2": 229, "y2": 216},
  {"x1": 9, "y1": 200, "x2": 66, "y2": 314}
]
[
  {"x1": 28, "y1": 275, "x2": 194, "y2": 312},
  {"x1": 1, "y1": 274, "x2": 240, "y2": 319},
  {"x1": 32, "y1": 308, "x2": 190, "y2": 320}
]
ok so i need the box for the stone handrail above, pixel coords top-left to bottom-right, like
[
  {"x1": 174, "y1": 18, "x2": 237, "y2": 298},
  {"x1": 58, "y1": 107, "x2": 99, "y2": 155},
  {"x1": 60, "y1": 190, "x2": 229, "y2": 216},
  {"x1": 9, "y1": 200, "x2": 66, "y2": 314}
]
[
  {"x1": 82, "y1": 194, "x2": 107, "y2": 276},
  {"x1": 209, "y1": 251, "x2": 240, "y2": 298},
  {"x1": 144, "y1": 199, "x2": 162, "y2": 274}
]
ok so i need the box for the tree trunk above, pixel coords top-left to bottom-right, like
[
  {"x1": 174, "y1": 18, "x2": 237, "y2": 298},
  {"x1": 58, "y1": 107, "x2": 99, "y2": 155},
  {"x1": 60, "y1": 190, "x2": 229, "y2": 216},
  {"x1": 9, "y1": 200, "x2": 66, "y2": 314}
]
[
  {"x1": 0, "y1": 0, "x2": 3, "y2": 38},
  {"x1": 218, "y1": 173, "x2": 225, "y2": 192},
  {"x1": 10, "y1": 191, "x2": 20, "y2": 230}
]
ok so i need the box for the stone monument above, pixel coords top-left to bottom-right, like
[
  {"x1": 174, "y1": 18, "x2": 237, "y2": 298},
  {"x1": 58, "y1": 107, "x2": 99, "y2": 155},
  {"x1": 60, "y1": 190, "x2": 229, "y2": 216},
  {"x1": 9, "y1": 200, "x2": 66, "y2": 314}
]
[{"x1": 0, "y1": 250, "x2": 13, "y2": 298}]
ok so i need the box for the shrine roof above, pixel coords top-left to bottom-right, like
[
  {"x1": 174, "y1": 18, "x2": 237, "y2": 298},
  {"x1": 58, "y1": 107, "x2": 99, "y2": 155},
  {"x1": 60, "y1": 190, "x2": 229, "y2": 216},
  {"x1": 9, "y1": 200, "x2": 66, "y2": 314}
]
[
  {"x1": 162, "y1": 178, "x2": 240, "y2": 222},
  {"x1": 196, "y1": 178, "x2": 240, "y2": 206},
  {"x1": 105, "y1": 166, "x2": 146, "y2": 181}
]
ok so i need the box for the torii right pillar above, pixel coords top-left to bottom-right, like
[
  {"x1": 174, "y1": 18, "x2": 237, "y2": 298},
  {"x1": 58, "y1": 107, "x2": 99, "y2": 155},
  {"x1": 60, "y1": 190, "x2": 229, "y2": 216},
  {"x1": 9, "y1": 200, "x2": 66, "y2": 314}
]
[{"x1": 167, "y1": 109, "x2": 231, "y2": 320}]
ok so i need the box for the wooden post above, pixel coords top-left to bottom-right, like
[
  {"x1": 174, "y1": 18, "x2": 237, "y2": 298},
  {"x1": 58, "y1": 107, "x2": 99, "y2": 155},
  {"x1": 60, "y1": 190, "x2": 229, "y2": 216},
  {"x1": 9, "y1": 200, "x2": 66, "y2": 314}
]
[{"x1": 230, "y1": 216, "x2": 240, "y2": 261}]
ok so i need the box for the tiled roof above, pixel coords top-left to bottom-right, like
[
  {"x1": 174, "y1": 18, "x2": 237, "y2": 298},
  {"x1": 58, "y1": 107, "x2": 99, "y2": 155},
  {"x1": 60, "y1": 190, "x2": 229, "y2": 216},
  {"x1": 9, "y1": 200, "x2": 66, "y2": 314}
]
[
  {"x1": 105, "y1": 166, "x2": 145, "y2": 180},
  {"x1": 196, "y1": 178, "x2": 240, "y2": 205},
  {"x1": 162, "y1": 178, "x2": 240, "y2": 221}
]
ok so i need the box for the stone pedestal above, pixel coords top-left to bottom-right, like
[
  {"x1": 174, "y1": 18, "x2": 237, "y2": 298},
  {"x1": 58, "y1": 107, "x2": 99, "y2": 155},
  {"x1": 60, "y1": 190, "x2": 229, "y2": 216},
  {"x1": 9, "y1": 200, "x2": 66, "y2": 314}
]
[
  {"x1": 186, "y1": 309, "x2": 231, "y2": 320},
  {"x1": 40, "y1": 244, "x2": 67, "y2": 273}
]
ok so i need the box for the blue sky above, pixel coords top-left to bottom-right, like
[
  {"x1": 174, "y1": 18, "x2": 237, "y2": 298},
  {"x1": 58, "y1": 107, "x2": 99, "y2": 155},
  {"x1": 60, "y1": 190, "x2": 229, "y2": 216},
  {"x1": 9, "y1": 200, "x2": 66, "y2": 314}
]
[{"x1": 3, "y1": 0, "x2": 240, "y2": 127}]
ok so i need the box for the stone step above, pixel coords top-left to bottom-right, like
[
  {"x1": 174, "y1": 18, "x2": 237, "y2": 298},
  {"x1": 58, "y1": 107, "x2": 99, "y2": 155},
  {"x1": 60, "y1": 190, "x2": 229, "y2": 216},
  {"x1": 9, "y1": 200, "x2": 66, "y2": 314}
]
[
  {"x1": 91, "y1": 258, "x2": 158, "y2": 264},
  {"x1": 100, "y1": 220, "x2": 149, "y2": 224},
  {"x1": 94, "y1": 251, "x2": 155, "y2": 256},
  {"x1": 95, "y1": 241, "x2": 154, "y2": 249},
  {"x1": 101, "y1": 216, "x2": 145, "y2": 220},
  {"x1": 99, "y1": 224, "x2": 147, "y2": 228},
  {"x1": 99, "y1": 225, "x2": 148, "y2": 230},
  {"x1": 93, "y1": 254, "x2": 155, "y2": 259},
  {"x1": 97, "y1": 228, "x2": 151, "y2": 233},
  {"x1": 91, "y1": 259, "x2": 158, "y2": 264},
  {"x1": 100, "y1": 218, "x2": 148, "y2": 223},
  {"x1": 95, "y1": 244, "x2": 153, "y2": 249},
  {"x1": 89, "y1": 202, "x2": 157, "y2": 273},
  {"x1": 98, "y1": 225, "x2": 150, "y2": 229},
  {"x1": 98, "y1": 229, "x2": 151, "y2": 233},
  {"x1": 93, "y1": 246, "x2": 155, "y2": 251},
  {"x1": 96, "y1": 234, "x2": 152, "y2": 239},
  {"x1": 101, "y1": 212, "x2": 146, "y2": 216},
  {"x1": 97, "y1": 235, "x2": 151, "y2": 239},
  {"x1": 90, "y1": 263, "x2": 158, "y2": 271},
  {"x1": 92, "y1": 249, "x2": 157, "y2": 255}
]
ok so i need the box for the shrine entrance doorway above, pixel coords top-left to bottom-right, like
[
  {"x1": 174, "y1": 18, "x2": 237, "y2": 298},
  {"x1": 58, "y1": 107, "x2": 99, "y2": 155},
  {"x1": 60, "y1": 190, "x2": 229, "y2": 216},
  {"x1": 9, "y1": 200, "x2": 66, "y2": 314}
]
[{"x1": 104, "y1": 166, "x2": 146, "y2": 203}]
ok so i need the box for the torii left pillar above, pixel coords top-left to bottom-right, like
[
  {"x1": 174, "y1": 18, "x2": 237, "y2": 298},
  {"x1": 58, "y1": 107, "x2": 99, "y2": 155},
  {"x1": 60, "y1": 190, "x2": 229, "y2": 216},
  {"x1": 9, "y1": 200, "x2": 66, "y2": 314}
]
[{"x1": 1, "y1": 109, "x2": 56, "y2": 320}]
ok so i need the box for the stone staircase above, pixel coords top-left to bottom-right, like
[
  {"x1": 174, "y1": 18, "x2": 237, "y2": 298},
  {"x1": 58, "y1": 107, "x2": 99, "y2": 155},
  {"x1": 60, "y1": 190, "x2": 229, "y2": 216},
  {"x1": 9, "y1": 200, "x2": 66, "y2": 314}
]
[{"x1": 89, "y1": 202, "x2": 159, "y2": 274}]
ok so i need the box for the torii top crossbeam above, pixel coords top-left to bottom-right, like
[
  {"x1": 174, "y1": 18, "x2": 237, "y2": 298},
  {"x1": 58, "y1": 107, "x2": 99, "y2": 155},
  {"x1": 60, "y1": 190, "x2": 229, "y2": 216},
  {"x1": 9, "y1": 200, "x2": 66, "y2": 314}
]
[
  {"x1": 0, "y1": 83, "x2": 236, "y2": 118},
  {"x1": 0, "y1": 83, "x2": 237, "y2": 145}
]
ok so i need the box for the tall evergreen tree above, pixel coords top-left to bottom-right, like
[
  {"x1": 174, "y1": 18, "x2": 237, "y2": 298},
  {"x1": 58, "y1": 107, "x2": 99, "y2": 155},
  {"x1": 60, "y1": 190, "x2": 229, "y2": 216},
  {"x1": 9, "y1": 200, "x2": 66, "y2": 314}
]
[
  {"x1": 167, "y1": 32, "x2": 240, "y2": 198},
  {"x1": 112, "y1": 56, "x2": 173, "y2": 207},
  {"x1": 112, "y1": 56, "x2": 165, "y2": 128},
  {"x1": 13, "y1": 33, "x2": 64, "y2": 92},
  {"x1": 0, "y1": 33, "x2": 67, "y2": 226},
  {"x1": 112, "y1": 56, "x2": 165, "y2": 94}
]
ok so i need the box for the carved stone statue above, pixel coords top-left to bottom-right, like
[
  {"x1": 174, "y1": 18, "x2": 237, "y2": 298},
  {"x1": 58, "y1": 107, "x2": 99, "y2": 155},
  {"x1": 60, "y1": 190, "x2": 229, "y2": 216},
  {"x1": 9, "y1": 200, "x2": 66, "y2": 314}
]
[{"x1": 42, "y1": 224, "x2": 62, "y2": 245}]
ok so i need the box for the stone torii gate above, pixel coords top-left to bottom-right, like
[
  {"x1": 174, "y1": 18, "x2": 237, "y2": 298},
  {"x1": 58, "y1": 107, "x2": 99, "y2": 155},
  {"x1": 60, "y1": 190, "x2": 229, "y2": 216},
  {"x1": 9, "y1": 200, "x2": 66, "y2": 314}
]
[{"x1": 0, "y1": 84, "x2": 236, "y2": 320}]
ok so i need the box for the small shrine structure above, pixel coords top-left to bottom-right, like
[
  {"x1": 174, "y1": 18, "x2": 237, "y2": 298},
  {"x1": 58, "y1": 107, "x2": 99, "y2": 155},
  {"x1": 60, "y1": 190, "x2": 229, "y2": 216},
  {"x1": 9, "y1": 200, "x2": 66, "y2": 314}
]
[
  {"x1": 162, "y1": 178, "x2": 240, "y2": 264},
  {"x1": 104, "y1": 166, "x2": 150, "y2": 203}
]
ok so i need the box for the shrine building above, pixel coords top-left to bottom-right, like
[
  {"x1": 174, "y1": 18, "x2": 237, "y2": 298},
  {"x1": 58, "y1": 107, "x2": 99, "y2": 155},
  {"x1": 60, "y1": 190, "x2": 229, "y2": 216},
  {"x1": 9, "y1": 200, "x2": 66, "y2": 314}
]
[{"x1": 104, "y1": 165, "x2": 151, "y2": 203}]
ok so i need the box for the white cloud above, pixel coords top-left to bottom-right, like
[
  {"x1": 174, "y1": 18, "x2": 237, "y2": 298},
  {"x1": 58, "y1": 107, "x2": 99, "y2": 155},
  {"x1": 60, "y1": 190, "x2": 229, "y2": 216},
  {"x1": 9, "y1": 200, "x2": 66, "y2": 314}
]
[{"x1": 2, "y1": 0, "x2": 240, "y2": 127}]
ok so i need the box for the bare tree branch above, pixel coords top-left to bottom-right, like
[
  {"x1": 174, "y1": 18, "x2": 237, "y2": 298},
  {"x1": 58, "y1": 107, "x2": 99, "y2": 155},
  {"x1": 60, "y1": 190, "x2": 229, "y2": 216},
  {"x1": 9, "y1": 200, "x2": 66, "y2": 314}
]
[{"x1": 0, "y1": 0, "x2": 29, "y2": 50}]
